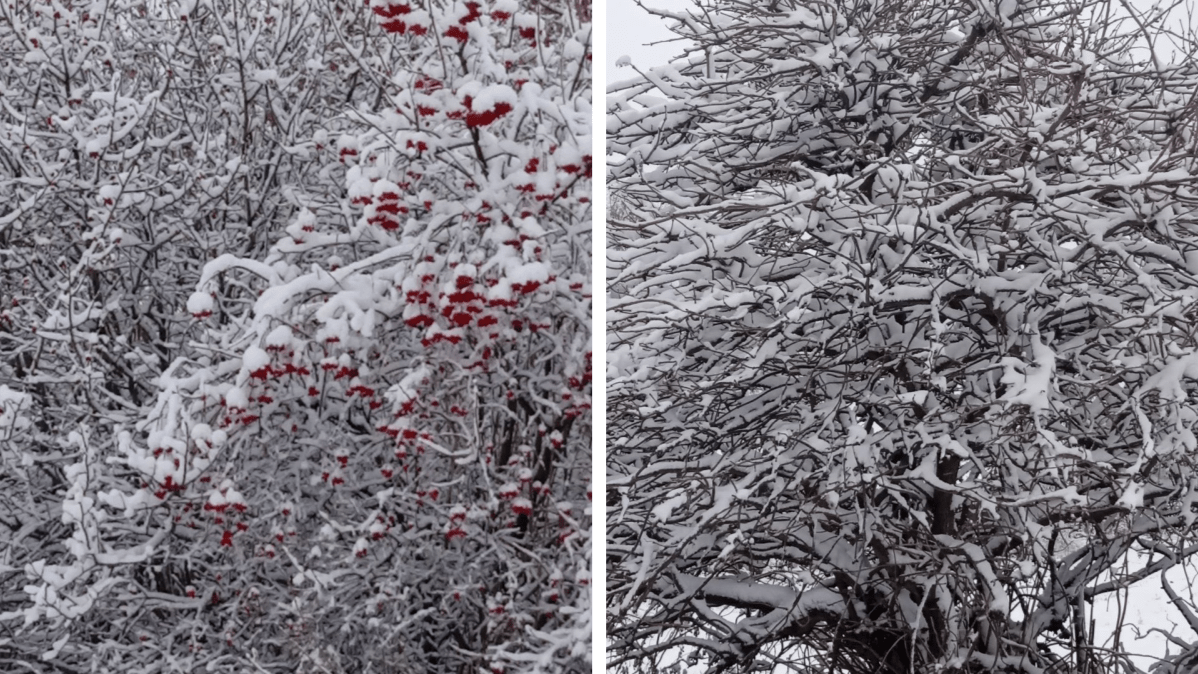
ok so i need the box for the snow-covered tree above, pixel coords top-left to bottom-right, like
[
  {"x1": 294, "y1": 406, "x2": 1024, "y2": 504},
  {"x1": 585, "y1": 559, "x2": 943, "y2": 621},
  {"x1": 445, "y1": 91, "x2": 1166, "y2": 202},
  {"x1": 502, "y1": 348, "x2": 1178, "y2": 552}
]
[
  {"x1": 607, "y1": 0, "x2": 1198, "y2": 672},
  {"x1": 1, "y1": 1, "x2": 591, "y2": 672}
]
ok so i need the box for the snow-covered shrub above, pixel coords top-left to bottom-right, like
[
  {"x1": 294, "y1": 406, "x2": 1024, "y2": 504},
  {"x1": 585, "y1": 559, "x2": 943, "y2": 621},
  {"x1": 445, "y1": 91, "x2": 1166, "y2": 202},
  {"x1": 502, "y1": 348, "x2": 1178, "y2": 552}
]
[{"x1": 608, "y1": 0, "x2": 1198, "y2": 672}]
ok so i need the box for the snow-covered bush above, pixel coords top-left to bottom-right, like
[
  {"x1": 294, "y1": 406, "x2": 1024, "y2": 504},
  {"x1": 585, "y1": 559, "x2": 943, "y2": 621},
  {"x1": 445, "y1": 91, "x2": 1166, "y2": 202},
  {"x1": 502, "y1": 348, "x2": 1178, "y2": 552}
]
[
  {"x1": 608, "y1": 0, "x2": 1198, "y2": 672},
  {"x1": 0, "y1": 1, "x2": 590, "y2": 672}
]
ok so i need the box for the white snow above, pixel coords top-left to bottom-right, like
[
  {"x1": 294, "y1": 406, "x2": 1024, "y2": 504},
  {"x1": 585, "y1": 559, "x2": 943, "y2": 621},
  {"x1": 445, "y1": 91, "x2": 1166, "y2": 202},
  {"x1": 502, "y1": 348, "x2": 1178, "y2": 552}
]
[
  {"x1": 508, "y1": 262, "x2": 550, "y2": 286},
  {"x1": 224, "y1": 386, "x2": 248, "y2": 410},
  {"x1": 471, "y1": 85, "x2": 518, "y2": 112},
  {"x1": 651, "y1": 490, "x2": 687, "y2": 522},
  {"x1": 241, "y1": 346, "x2": 269, "y2": 374},
  {"x1": 186, "y1": 291, "x2": 213, "y2": 315},
  {"x1": 264, "y1": 325, "x2": 293, "y2": 349}
]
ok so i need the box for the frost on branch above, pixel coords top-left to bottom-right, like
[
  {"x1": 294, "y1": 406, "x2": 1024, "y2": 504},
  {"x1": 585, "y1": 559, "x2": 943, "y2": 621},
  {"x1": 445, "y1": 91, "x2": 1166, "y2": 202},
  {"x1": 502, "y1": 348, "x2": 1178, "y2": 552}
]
[
  {"x1": 608, "y1": 0, "x2": 1198, "y2": 672},
  {"x1": 1, "y1": 0, "x2": 591, "y2": 672}
]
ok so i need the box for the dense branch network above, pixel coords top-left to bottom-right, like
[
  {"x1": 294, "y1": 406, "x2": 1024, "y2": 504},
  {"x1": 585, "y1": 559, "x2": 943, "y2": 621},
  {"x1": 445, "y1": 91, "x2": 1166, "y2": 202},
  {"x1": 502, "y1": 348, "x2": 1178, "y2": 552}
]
[
  {"x1": 0, "y1": 1, "x2": 592, "y2": 672},
  {"x1": 607, "y1": 0, "x2": 1198, "y2": 672}
]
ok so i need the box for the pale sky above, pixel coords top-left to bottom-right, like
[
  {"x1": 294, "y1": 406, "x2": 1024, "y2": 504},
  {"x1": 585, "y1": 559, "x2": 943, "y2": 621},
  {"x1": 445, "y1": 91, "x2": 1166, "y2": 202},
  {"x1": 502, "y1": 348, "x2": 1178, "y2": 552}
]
[{"x1": 605, "y1": 0, "x2": 694, "y2": 85}]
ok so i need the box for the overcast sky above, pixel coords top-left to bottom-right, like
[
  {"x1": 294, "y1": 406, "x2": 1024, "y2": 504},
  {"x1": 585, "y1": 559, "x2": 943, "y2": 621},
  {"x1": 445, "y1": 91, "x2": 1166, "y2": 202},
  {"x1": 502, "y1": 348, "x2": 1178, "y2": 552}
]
[{"x1": 605, "y1": 0, "x2": 694, "y2": 85}]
